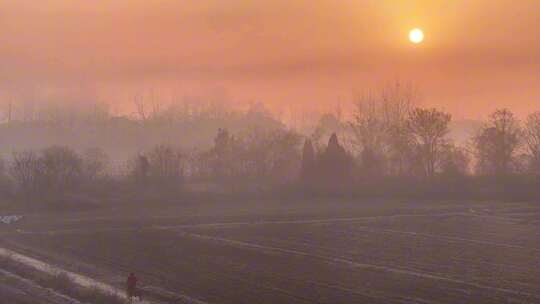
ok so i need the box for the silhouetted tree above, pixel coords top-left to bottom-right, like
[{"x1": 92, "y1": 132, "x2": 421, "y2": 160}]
[
  {"x1": 133, "y1": 94, "x2": 147, "y2": 122},
  {"x1": 82, "y1": 147, "x2": 109, "y2": 182},
  {"x1": 39, "y1": 146, "x2": 83, "y2": 193},
  {"x1": 10, "y1": 151, "x2": 41, "y2": 194},
  {"x1": 319, "y1": 133, "x2": 353, "y2": 185},
  {"x1": 351, "y1": 81, "x2": 419, "y2": 177},
  {"x1": 215, "y1": 128, "x2": 231, "y2": 154},
  {"x1": 350, "y1": 97, "x2": 387, "y2": 177},
  {"x1": 132, "y1": 154, "x2": 150, "y2": 186},
  {"x1": 439, "y1": 143, "x2": 470, "y2": 177},
  {"x1": 147, "y1": 144, "x2": 183, "y2": 186},
  {"x1": 386, "y1": 125, "x2": 415, "y2": 176},
  {"x1": 326, "y1": 134, "x2": 345, "y2": 159},
  {"x1": 524, "y1": 111, "x2": 540, "y2": 175},
  {"x1": 359, "y1": 148, "x2": 386, "y2": 178},
  {"x1": 239, "y1": 128, "x2": 301, "y2": 184},
  {"x1": 312, "y1": 113, "x2": 345, "y2": 146},
  {"x1": 407, "y1": 108, "x2": 452, "y2": 177},
  {"x1": 266, "y1": 129, "x2": 302, "y2": 182},
  {"x1": 378, "y1": 81, "x2": 417, "y2": 176},
  {"x1": 212, "y1": 128, "x2": 235, "y2": 180},
  {"x1": 301, "y1": 139, "x2": 315, "y2": 180},
  {"x1": 474, "y1": 109, "x2": 522, "y2": 176}
]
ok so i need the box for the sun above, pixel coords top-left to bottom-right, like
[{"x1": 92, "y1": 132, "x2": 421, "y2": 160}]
[{"x1": 409, "y1": 28, "x2": 424, "y2": 44}]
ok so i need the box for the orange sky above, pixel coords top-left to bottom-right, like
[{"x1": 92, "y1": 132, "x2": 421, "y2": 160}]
[{"x1": 1, "y1": 0, "x2": 540, "y2": 119}]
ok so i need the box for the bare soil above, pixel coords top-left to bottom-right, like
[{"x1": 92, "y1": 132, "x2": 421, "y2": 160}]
[{"x1": 2, "y1": 199, "x2": 540, "y2": 303}]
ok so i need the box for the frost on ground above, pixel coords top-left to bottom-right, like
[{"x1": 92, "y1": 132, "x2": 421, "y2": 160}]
[
  {"x1": 2, "y1": 201, "x2": 540, "y2": 304},
  {"x1": 0, "y1": 268, "x2": 82, "y2": 304},
  {"x1": 0, "y1": 215, "x2": 23, "y2": 225},
  {"x1": 0, "y1": 247, "x2": 149, "y2": 303},
  {"x1": 0, "y1": 246, "x2": 210, "y2": 304}
]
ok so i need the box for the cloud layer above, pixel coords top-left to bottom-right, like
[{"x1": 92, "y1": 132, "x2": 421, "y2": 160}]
[{"x1": 1, "y1": 1, "x2": 540, "y2": 117}]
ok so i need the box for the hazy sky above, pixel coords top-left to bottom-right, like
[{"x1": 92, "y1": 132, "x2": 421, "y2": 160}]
[{"x1": 1, "y1": 0, "x2": 540, "y2": 118}]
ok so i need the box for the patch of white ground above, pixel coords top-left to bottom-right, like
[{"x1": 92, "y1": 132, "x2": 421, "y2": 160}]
[
  {"x1": 0, "y1": 268, "x2": 81, "y2": 304},
  {"x1": 0, "y1": 247, "x2": 209, "y2": 304}
]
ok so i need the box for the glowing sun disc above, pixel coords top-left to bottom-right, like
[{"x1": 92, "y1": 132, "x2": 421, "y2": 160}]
[{"x1": 409, "y1": 28, "x2": 424, "y2": 44}]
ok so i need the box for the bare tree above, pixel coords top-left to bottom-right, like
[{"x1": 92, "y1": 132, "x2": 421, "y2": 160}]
[
  {"x1": 350, "y1": 81, "x2": 419, "y2": 176},
  {"x1": 524, "y1": 111, "x2": 540, "y2": 175},
  {"x1": 147, "y1": 144, "x2": 183, "y2": 185},
  {"x1": 130, "y1": 154, "x2": 150, "y2": 186},
  {"x1": 88, "y1": 102, "x2": 111, "y2": 123},
  {"x1": 350, "y1": 94, "x2": 388, "y2": 176},
  {"x1": 211, "y1": 128, "x2": 235, "y2": 180},
  {"x1": 82, "y1": 147, "x2": 110, "y2": 181},
  {"x1": 2, "y1": 98, "x2": 13, "y2": 124},
  {"x1": 407, "y1": 108, "x2": 452, "y2": 177},
  {"x1": 10, "y1": 151, "x2": 42, "y2": 193},
  {"x1": 264, "y1": 129, "x2": 303, "y2": 183},
  {"x1": 133, "y1": 94, "x2": 147, "y2": 121},
  {"x1": 351, "y1": 94, "x2": 387, "y2": 153},
  {"x1": 474, "y1": 109, "x2": 522, "y2": 176},
  {"x1": 239, "y1": 128, "x2": 302, "y2": 184},
  {"x1": 382, "y1": 82, "x2": 419, "y2": 176},
  {"x1": 379, "y1": 81, "x2": 417, "y2": 126},
  {"x1": 149, "y1": 89, "x2": 164, "y2": 119},
  {"x1": 40, "y1": 146, "x2": 83, "y2": 193}
]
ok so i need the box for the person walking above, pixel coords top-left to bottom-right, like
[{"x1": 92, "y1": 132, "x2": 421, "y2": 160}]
[{"x1": 126, "y1": 272, "x2": 138, "y2": 303}]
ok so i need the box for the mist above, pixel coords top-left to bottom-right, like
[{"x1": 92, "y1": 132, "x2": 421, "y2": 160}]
[
  {"x1": 2, "y1": 3, "x2": 540, "y2": 304},
  {"x1": 2, "y1": 1, "x2": 540, "y2": 117}
]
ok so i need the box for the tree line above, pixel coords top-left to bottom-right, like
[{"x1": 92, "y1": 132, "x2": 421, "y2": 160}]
[{"x1": 2, "y1": 84, "x2": 540, "y2": 203}]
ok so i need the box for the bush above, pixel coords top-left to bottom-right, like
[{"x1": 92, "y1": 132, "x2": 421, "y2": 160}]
[{"x1": 39, "y1": 146, "x2": 83, "y2": 193}]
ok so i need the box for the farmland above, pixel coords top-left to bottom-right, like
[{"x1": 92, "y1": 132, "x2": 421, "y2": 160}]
[{"x1": 2, "y1": 199, "x2": 540, "y2": 303}]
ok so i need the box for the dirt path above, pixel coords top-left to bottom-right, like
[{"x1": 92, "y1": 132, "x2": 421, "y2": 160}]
[{"x1": 0, "y1": 268, "x2": 82, "y2": 304}]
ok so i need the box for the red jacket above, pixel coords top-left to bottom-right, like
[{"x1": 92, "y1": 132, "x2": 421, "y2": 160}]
[{"x1": 127, "y1": 274, "x2": 137, "y2": 290}]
